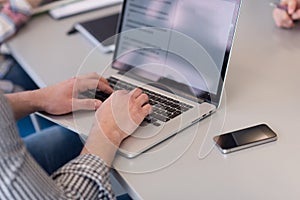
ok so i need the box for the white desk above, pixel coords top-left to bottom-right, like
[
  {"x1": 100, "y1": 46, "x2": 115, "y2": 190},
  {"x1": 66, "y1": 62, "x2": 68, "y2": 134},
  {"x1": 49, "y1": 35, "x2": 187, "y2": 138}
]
[{"x1": 7, "y1": 0, "x2": 300, "y2": 199}]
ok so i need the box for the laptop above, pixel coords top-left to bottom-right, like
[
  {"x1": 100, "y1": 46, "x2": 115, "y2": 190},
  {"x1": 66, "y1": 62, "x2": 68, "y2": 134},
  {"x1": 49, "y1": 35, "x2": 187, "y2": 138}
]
[{"x1": 91, "y1": 0, "x2": 242, "y2": 158}]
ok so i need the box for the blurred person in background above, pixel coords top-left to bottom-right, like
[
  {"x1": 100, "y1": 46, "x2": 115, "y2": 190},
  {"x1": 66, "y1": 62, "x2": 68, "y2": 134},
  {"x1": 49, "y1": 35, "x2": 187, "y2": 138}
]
[{"x1": 272, "y1": 0, "x2": 300, "y2": 28}]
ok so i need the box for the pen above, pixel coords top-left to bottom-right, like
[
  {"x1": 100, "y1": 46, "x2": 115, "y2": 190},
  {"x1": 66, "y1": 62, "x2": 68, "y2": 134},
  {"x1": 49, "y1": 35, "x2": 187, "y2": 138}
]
[
  {"x1": 269, "y1": 2, "x2": 289, "y2": 12},
  {"x1": 67, "y1": 27, "x2": 77, "y2": 35}
]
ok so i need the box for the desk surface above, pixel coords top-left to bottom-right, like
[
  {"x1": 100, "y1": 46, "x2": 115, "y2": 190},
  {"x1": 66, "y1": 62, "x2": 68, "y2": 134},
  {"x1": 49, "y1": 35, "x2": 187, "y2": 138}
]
[{"x1": 7, "y1": 0, "x2": 300, "y2": 199}]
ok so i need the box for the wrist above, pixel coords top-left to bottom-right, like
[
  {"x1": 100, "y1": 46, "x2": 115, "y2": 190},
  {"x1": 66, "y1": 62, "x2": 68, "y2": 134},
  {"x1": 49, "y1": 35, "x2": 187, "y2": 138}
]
[
  {"x1": 94, "y1": 123, "x2": 124, "y2": 147},
  {"x1": 30, "y1": 89, "x2": 46, "y2": 112},
  {"x1": 83, "y1": 124, "x2": 123, "y2": 166}
]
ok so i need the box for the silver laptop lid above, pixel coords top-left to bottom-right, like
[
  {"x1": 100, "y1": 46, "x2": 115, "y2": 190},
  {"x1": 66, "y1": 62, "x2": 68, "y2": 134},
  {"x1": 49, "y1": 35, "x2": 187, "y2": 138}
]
[{"x1": 112, "y1": 0, "x2": 241, "y2": 106}]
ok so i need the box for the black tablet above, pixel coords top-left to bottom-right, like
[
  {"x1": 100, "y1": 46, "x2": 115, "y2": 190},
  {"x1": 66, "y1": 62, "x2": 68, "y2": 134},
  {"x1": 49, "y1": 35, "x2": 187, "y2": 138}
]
[{"x1": 75, "y1": 13, "x2": 119, "y2": 53}]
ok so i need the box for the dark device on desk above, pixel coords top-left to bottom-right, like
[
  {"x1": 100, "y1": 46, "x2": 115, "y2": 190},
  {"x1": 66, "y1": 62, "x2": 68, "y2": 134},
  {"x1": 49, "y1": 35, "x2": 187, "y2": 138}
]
[
  {"x1": 75, "y1": 13, "x2": 120, "y2": 53},
  {"x1": 214, "y1": 124, "x2": 277, "y2": 154}
]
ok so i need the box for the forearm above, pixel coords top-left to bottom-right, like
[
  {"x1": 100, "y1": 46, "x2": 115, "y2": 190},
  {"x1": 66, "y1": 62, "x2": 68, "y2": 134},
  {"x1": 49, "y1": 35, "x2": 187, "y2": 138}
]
[{"x1": 5, "y1": 90, "x2": 43, "y2": 119}]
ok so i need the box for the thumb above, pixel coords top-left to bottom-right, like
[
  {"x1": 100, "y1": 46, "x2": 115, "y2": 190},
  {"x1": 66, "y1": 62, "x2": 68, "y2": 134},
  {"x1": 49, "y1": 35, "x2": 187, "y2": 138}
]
[
  {"x1": 73, "y1": 99, "x2": 102, "y2": 111},
  {"x1": 287, "y1": 0, "x2": 297, "y2": 14}
]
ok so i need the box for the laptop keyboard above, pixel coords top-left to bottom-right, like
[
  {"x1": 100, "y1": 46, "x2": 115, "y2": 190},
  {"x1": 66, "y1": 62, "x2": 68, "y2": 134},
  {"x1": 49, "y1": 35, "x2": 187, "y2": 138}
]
[{"x1": 82, "y1": 77, "x2": 193, "y2": 126}]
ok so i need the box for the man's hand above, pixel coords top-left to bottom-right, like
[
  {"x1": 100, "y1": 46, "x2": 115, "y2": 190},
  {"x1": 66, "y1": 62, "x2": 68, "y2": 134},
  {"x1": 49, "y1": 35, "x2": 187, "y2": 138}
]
[
  {"x1": 36, "y1": 73, "x2": 113, "y2": 115},
  {"x1": 81, "y1": 88, "x2": 152, "y2": 165},
  {"x1": 6, "y1": 73, "x2": 113, "y2": 119},
  {"x1": 95, "y1": 88, "x2": 152, "y2": 145},
  {"x1": 273, "y1": 0, "x2": 300, "y2": 28}
]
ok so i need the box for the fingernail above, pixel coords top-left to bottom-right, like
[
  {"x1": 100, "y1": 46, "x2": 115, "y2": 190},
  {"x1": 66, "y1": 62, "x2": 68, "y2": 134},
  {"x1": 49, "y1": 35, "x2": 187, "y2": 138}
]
[{"x1": 292, "y1": 13, "x2": 299, "y2": 19}]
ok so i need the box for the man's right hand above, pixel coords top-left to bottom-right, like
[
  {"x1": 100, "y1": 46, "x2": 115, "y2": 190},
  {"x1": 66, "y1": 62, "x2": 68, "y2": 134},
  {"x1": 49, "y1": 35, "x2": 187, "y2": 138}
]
[{"x1": 81, "y1": 88, "x2": 152, "y2": 165}]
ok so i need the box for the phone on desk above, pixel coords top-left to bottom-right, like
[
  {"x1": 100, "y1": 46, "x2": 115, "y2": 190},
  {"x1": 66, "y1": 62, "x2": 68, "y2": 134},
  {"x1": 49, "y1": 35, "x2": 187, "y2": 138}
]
[{"x1": 214, "y1": 124, "x2": 278, "y2": 154}]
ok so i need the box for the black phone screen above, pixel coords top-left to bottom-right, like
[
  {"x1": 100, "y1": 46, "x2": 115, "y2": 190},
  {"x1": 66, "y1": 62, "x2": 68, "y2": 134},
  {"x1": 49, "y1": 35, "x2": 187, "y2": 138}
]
[{"x1": 214, "y1": 124, "x2": 277, "y2": 151}]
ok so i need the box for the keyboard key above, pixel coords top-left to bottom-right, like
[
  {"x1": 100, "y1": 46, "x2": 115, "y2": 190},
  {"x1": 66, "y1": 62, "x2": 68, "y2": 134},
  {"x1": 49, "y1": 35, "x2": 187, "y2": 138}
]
[{"x1": 95, "y1": 90, "x2": 111, "y2": 102}]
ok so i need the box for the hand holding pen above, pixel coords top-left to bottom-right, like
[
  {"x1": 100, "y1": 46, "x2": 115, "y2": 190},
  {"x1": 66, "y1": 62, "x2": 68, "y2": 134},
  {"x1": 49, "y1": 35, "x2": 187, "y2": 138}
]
[{"x1": 271, "y1": 0, "x2": 300, "y2": 28}]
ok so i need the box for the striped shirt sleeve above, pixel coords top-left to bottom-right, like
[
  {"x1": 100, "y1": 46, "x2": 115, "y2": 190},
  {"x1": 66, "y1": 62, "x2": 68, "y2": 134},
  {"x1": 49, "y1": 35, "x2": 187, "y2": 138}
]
[
  {"x1": 52, "y1": 154, "x2": 115, "y2": 200},
  {"x1": 0, "y1": 91, "x2": 115, "y2": 199}
]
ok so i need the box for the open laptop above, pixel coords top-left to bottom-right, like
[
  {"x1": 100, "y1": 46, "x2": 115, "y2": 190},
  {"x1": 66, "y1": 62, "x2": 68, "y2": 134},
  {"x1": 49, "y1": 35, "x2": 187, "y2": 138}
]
[
  {"x1": 46, "y1": 0, "x2": 241, "y2": 158},
  {"x1": 91, "y1": 0, "x2": 242, "y2": 158}
]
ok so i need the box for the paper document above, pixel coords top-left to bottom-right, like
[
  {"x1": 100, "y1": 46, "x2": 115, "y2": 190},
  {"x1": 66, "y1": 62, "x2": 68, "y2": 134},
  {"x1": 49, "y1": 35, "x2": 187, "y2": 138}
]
[
  {"x1": 49, "y1": 0, "x2": 123, "y2": 19},
  {"x1": 32, "y1": 0, "x2": 79, "y2": 15}
]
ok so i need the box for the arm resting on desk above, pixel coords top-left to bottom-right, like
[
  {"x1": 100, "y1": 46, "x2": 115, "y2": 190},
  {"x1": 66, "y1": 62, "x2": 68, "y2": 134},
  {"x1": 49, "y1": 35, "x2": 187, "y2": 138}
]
[{"x1": 5, "y1": 73, "x2": 113, "y2": 119}]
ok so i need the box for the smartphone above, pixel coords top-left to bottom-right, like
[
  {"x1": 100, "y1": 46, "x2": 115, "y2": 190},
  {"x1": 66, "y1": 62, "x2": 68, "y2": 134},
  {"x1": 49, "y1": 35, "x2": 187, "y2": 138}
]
[{"x1": 214, "y1": 124, "x2": 277, "y2": 154}]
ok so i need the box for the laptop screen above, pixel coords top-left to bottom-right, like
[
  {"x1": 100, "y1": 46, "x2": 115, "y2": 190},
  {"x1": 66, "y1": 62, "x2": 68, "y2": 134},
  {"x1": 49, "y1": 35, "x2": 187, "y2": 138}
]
[{"x1": 113, "y1": 0, "x2": 241, "y2": 105}]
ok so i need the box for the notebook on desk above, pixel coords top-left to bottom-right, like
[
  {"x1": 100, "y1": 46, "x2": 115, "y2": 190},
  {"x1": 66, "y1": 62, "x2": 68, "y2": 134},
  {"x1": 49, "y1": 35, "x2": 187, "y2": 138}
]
[{"x1": 51, "y1": 0, "x2": 242, "y2": 158}]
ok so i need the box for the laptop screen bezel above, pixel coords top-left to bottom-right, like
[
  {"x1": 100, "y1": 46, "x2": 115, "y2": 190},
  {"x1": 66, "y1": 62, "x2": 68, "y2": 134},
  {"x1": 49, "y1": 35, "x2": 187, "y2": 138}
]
[{"x1": 112, "y1": 0, "x2": 242, "y2": 106}]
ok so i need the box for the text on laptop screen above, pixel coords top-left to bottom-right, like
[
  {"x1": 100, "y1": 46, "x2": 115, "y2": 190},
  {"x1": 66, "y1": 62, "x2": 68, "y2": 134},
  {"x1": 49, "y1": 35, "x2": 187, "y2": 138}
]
[{"x1": 113, "y1": 0, "x2": 240, "y2": 102}]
